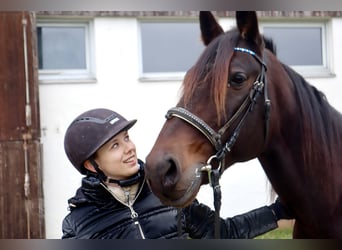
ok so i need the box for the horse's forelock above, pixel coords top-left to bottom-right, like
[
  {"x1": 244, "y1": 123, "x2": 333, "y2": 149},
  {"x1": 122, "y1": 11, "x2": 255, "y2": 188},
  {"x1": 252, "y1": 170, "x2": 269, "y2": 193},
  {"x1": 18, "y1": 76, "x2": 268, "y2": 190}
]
[
  {"x1": 182, "y1": 31, "x2": 238, "y2": 125},
  {"x1": 211, "y1": 33, "x2": 237, "y2": 124},
  {"x1": 182, "y1": 38, "x2": 220, "y2": 108}
]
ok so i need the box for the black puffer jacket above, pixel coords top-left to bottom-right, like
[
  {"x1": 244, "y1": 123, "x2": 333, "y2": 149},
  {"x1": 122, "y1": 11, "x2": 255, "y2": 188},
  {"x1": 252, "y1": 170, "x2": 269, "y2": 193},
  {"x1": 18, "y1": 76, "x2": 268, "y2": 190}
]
[{"x1": 62, "y1": 173, "x2": 278, "y2": 239}]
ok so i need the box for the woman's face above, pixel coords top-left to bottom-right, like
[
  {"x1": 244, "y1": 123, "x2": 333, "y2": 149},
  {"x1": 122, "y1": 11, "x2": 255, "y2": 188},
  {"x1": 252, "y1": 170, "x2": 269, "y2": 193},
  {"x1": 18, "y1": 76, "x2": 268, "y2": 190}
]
[{"x1": 94, "y1": 130, "x2": 139, "y2": 180}]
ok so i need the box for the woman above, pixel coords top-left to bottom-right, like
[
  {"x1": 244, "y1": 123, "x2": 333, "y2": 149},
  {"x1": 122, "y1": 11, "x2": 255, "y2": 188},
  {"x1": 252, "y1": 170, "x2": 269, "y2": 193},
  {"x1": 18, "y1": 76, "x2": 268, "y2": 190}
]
[{"x1": 62, "y1": 108, "x2": 293, "y2": 239}]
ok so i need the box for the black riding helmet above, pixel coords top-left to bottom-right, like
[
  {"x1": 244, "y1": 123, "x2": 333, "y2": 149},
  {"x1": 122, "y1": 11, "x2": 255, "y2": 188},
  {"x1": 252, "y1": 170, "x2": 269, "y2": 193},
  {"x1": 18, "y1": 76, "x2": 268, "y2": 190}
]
[{"x1": 64, "y1": 108, "x2": 137, "y2": 175}]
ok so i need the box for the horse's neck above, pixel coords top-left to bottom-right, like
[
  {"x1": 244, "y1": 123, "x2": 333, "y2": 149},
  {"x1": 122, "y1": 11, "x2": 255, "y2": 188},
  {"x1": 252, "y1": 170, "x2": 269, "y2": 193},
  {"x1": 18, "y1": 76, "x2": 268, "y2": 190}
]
[
  {"x1": 259, "y1": 111, "x2": 342, "y2": 224},
  {"x1": 259, "y1": 142, "x2": 305, "y2": 197}
]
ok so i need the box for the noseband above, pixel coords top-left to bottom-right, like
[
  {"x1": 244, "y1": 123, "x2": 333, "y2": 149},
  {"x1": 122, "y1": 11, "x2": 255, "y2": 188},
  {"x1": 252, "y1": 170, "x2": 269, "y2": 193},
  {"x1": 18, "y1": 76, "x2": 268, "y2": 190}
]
[{"x1": 166, "y1": 47, "x2": 270, "y2": 238}]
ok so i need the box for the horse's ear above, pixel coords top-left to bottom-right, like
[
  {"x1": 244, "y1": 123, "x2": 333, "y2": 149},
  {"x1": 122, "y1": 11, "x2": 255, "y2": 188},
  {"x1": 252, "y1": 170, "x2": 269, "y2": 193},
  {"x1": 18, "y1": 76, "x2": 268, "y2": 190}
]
[
  {"x1": 199, "y1": 11, "x2": 224, "y2": 46},
  {"x1": 236, "y1": 11, "x2": 263, "y2": 46}
]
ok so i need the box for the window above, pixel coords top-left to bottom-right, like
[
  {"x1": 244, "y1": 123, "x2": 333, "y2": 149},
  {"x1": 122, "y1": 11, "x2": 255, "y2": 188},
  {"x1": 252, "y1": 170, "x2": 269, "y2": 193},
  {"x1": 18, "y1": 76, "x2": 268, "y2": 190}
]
[
  {"x1": 37, "y1": 19, "x2": 96, "y2": 83},
  {"x1": 139, "y1": 19, "x2": 205, "y2": 81},
  {"x1": 260, "y1": 21, "x2": 333, "y2": 78}
]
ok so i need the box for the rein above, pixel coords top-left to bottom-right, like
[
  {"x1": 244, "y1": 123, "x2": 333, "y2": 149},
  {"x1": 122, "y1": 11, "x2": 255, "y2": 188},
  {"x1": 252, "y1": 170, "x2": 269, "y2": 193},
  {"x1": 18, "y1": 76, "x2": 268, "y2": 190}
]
[{"x1": 166, "y1": 47, "x2": 270, "y2": 238}]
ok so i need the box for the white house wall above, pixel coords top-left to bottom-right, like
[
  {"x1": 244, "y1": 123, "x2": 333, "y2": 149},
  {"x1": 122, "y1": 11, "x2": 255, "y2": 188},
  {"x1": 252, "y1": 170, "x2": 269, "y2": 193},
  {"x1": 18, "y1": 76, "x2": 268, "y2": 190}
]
[{"x1": 39, "y1": 15, "x2": 342, "y2": 238}]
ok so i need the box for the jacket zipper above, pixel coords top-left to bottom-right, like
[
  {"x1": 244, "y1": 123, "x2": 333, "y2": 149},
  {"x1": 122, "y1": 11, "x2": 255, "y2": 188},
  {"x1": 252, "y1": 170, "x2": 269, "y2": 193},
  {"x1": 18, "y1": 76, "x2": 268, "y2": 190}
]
[
  {"x1": 128, "y1": 205, "x2": 146, "y2": 239},
  {"x1": 101, "y1": 178, "x2": 147, "y2": 239}
]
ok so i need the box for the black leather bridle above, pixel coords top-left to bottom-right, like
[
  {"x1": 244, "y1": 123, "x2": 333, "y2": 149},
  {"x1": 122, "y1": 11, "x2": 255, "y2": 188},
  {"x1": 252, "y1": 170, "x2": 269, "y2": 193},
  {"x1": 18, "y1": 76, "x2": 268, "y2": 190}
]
[{"x1": 166, "y1": 47, "x2": 271, "y2": 238}]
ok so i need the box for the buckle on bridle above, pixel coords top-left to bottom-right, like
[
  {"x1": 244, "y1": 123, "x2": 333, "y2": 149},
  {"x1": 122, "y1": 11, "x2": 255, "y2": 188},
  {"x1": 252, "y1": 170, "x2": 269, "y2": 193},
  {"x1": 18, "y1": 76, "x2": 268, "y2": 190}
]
[{"x1": 200, "y1": 155, "x2": 222, "y2": 187}]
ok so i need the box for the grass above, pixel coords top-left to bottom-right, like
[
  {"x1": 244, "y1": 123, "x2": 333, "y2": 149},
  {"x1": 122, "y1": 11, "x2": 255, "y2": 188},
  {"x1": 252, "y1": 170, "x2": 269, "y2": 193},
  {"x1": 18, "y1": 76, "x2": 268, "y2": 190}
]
[{"x1": 255, "y1": 227, "x2": 293, "y2": 239}]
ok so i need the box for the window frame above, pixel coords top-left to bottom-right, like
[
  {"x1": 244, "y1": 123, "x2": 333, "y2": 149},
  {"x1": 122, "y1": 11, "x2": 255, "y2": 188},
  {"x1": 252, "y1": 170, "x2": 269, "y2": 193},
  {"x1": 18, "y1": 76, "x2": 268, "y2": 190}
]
[
  {"x1": 36, "y1": 17, "x2": 96, "y2": 84},
  {"x1": 138, "y1": 16, "x2": 334, "y2": 81},
  {"x1": 259, "y1": 19, "x2": 334, "y2": 78}
]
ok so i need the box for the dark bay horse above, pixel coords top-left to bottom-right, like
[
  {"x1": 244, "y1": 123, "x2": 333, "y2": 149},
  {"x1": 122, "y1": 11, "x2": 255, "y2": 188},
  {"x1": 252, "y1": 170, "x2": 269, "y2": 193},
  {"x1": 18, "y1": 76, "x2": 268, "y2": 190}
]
[{"x1": 145, "y1": 11, "x2": 342, "y2": 238}]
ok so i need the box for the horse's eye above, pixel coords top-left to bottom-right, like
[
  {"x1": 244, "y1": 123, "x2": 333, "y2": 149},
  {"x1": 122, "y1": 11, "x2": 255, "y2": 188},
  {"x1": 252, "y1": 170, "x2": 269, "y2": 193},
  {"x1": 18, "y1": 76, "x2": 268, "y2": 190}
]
[{"x1": 229, "y1": 72, "x2": 247, "y2": 87}]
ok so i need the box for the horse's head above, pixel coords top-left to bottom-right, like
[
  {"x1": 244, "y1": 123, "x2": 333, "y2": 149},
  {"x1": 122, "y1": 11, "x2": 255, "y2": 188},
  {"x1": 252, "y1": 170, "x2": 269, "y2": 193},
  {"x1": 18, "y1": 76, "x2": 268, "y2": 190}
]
[{"x1": 145, "y1": 11, "x2": 273, "y2": 207}]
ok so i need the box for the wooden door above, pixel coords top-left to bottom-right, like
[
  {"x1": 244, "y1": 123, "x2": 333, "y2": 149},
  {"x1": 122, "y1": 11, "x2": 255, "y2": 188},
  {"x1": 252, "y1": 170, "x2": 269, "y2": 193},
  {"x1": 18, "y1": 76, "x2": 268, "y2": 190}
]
[{"x1": 0, "y1": 11, "x2": 45, "y2": 238}]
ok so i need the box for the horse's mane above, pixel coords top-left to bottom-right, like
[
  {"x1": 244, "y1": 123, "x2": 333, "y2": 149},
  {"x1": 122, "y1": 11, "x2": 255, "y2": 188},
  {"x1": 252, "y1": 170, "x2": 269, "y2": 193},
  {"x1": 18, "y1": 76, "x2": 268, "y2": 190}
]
[
  {"x1": 282, "y1": 63, "x2": 342, "y2": 181},
  {"x1": 263, "y1": 35, "x2": 277, "y2": 55}
]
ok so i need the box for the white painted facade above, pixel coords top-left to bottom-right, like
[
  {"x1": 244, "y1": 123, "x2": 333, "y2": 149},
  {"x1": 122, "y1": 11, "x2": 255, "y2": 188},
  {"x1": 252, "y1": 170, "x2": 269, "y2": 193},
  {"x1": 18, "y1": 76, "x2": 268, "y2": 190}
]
[{"x1": 38, "y1": 15, "x2": 342, "y2": 238}]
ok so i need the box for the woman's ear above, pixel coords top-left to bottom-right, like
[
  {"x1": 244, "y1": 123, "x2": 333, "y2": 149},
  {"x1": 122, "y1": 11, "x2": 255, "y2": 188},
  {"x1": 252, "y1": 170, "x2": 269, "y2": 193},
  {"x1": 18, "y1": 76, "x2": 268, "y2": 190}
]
[{"x1": 84, "y1": 160, "x2": 96, "y2": 173}]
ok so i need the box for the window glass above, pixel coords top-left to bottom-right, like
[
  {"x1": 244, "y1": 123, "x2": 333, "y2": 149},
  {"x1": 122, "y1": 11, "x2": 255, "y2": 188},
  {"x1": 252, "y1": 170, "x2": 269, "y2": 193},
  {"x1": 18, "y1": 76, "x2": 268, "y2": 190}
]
[
  {"x1": 263, "y1": 26, "x2": 323, "y2": 66},
  {"x1": 37, "y1": 26, "x2": 86, "y2": 70},
  {"x1": 140, "y1": 20, "x2": 205, "y2": 77}
]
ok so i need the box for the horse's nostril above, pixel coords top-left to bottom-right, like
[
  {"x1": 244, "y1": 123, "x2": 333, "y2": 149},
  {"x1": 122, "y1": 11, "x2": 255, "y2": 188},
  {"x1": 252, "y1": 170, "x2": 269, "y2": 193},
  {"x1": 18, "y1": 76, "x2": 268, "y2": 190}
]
[{"x1": 163, "y1": 159, "x2": 179, "y2": 190}]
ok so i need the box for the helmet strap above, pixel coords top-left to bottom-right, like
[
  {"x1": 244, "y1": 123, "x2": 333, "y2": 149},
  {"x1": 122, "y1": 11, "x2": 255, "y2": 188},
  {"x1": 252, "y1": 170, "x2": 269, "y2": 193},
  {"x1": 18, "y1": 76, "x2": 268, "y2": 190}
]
[
  {"x1": 89, "y1": 158, "x2": 144, "y2": 187},
  {"x1": 89, "y1": 158, "x2": 108, "y2": 182}
]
